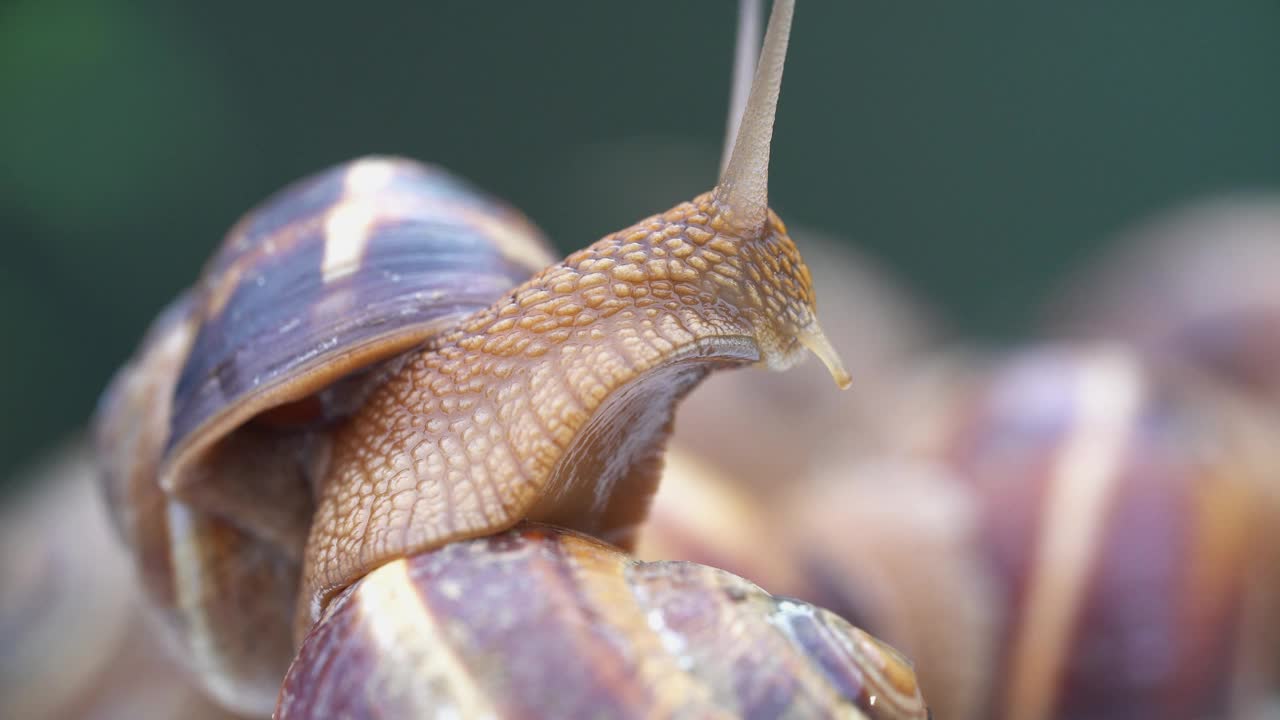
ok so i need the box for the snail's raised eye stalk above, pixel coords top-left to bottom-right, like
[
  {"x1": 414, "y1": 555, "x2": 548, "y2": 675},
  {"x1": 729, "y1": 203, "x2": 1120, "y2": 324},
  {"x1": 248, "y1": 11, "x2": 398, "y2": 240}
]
[{"x1": 717, "y1": 0, "x2": 794, "y2": 233}]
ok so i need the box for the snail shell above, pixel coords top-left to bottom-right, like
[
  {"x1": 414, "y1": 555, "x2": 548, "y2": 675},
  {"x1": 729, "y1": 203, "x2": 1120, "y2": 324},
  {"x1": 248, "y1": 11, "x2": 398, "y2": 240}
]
[
  {"x1": 277, "y1": 524, "x2": 929, "y2": 720},
  {"x1": 0, "y1": 443, "x2": 239, "y2": 720},
  {"x1": 781, "y1": 461, "x2": 998, "y2": 720},
  {"x1": 933, "y1": 344, "x2": 1280, "y2": 719},
  {"x1": 94, "y1": 156, "x2": 555, "y2": 715}
]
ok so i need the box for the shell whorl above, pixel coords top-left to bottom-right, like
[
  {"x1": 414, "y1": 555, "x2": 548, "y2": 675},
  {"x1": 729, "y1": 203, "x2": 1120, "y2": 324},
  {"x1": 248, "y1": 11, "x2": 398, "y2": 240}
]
[{"x1": 280, "y1": 525, "x2": 930, "y2": 720}]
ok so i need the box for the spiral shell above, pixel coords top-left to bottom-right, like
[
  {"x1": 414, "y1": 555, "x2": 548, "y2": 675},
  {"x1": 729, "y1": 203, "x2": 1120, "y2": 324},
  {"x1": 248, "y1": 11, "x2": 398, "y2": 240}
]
[
  {"x1": 93, "y1": 156, "x2": 554, "y2": 716},
  {"x1": 278, "y1": 525, "x2": 929, "y2": 720}
]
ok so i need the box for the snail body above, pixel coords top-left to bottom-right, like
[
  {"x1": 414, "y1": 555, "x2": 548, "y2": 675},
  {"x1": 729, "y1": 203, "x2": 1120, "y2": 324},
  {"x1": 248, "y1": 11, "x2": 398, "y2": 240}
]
[
  {"x1": 93, "y1": 1, "x2": 881, "y2": 716},
  {"x1": 300, "y1": 188, "x2": 842, "y2": 629}
]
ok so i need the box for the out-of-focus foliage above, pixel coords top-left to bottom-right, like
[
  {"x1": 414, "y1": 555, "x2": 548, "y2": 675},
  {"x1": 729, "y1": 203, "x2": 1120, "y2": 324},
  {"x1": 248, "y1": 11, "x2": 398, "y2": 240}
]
[{"x1": 2, "y1": 0, "x2": 1279, "y2": 485}]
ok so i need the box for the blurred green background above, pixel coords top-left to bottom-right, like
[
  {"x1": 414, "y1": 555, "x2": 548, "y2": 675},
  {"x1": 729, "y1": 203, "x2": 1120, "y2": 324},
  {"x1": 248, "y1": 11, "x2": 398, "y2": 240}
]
[{"x1": 3, "y1": 0, "x2": 1280, "y2": 486}]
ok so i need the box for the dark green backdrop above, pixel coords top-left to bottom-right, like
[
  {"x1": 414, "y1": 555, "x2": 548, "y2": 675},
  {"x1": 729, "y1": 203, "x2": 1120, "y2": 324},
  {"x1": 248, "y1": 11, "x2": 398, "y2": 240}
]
[{"x1": 4, "y1": 0, "x2": 1280, "y2": 485}]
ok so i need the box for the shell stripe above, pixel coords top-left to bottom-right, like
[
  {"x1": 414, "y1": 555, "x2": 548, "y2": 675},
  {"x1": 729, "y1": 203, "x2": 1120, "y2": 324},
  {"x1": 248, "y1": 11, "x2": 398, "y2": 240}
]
[
  {"x1": 559, "y1": 535, "x2": 725, "y2": 718},
  {"x1": 356, "y1": 559, "x2": 499, "y2": 719},
  {"x1": 1002, "y1": 352, "x2": 1141, "y2": 720},
  {"x1": 411, "y1": 528, "x2": 660, "y2": 718},
  {"x1": 320, "y1": 201, "x2": 375, "y2": 284}
]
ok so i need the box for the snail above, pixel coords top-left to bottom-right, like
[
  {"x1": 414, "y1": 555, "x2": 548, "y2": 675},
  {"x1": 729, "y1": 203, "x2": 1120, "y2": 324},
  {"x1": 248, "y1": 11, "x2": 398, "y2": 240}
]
[
  {"x1": 93, "y1": 1, "x2": 928, "y2": 717},
  {"x1": 668, "y1": 230, "x2": 935, "y2": 498}
]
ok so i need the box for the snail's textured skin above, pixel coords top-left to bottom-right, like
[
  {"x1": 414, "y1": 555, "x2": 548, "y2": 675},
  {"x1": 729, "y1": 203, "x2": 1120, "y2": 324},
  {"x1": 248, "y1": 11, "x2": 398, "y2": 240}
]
[
  {"x1": 300, "y1": 192, "x2": 830, "y2": 628},
  {"x1": 669, "y1": 233, "x2": 935, "y2": 497},
  {"x1": 278, "y1": 525, "x2": 929, "y2": 720},
  {"x1": 939, "y1": 346, "x2": 1279, "y2": 720}
]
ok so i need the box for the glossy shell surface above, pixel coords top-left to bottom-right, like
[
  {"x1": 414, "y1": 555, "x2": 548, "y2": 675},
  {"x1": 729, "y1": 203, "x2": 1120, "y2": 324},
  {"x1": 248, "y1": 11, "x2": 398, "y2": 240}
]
[
  {"x1": 278, "y1": 525, "x2": 929, "y2": 720},
  {"x1": 166, "y1": 156, "x2": 556, "y2": 474}
]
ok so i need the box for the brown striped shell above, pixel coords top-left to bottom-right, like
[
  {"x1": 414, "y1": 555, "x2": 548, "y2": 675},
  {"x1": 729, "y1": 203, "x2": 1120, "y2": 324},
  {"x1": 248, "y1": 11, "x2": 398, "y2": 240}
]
[
  {"x1": 277, "y1": 524, "x2": 929, "y2": 720},
  {"x1": 927, "y1": 344, "x2": 1280, "y2": 719},
  {"x1": 167, "y1": 157, "x2": 555, "y2": 470},
  {"x1": 93, "y1": 156, "x2": 556, "y2": 715}
]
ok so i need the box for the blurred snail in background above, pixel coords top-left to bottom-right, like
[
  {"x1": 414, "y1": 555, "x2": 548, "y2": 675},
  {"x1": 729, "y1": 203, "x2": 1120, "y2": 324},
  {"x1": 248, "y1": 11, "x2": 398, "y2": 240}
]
[
  {"x1": 648, "y1": 342, "x2": 1280, "y2": 720},
  {"x1": 925, "y1": 345, "x2": 1280, "y2": 719},
  {"x1": 90, "y1": 0, "x2": 929, "y2": 717},
  {"x1": 0, "y1": 444, "x2": 237, "y2": 720},
  {"x1": 1053, "y1": 194, "x2": 1280, "y2": 408}
]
